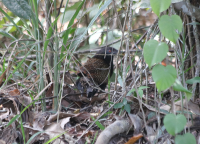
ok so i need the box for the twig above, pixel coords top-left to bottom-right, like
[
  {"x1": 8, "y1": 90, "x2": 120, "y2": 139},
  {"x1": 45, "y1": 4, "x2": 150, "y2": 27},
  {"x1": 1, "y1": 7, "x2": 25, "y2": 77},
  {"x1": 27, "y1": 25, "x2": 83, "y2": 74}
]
[{"x1": 185, "y1": 0, "x2": 200, "y2": 100}]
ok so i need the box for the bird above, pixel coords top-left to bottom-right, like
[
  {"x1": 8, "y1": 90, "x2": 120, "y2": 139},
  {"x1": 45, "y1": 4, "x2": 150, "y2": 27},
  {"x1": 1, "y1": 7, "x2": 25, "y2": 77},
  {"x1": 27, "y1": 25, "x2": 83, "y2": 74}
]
[{"x1": 76, "y1": 47, "x2": 118, "y2": 98}]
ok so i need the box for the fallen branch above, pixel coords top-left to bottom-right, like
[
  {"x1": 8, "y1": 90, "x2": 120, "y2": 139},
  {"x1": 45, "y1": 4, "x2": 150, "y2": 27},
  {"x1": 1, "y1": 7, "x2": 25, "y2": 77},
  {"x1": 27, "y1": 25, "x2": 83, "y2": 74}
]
[{"x1": 95, "y1": 119, "x2": 131, "y2": 144}]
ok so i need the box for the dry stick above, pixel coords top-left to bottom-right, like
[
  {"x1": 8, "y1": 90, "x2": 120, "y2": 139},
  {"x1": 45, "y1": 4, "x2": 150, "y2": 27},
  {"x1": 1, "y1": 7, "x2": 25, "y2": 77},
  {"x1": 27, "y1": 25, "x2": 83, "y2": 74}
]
[
  {"x1": 177, "y1": 38, "x2": 189, "y2": 133},
  {"x1": 104, "y1": 3, "x2": 110, "y2": 49},
  {"x1": 34, "y1": 82, "x2": 53, "y2": 100},
  {"x1": 186, "y1": 16, "x2": 194, "y2": 78},
  {"x1": 174, "y1": 41, "x2": 185, "y2": 117},
  {"x1": 3, "y1": 37, "x2": 24, "y2": 88},
  {"x1": 180, "y1": 30, "x2": 191, "y2": 133},
  {"x1": 56, "y1": 0, "x2": 89, "y2": 123},
  {"x1": 0, "y1": 39, "x2": 35, "y2": 63},
  {"x1": 170, "y1": 87, "x2": 175, "y2": 114},
  {"x1": 122, "y1": 0, "x2": 132, "y2": 96},
  {"x1": 116, "y1": 31, "x2": 148, "y2": 88},
  {"x1": 130, "y1": 0, "x2": 149, "y2": 138},
  {"x1": 127, "y1": 46, "x2": 148, "y2": 136},
  {"x1": 132, "y1": 68, "x2": 148, "y2": 137},
  {"x1": 113, "y1": 0, "x2": 128, "y2": 95},
  {"x1": 185, "y1": 0, "x2": 200, "y2": 100},
  {"x1": 122, "y1": 13, "x2": 130, "y2": 97}
]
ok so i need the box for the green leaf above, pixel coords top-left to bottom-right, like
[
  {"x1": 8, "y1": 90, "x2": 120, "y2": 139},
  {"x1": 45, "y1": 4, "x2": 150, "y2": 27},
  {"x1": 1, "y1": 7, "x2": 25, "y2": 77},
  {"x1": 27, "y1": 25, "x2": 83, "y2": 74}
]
[
  {"x1": 173, "y1": 79, "x2": 192, "y2": 100},
  {"x1": 152, "y1": 64, "x2": 177, "y2": 92},
  {"x1": 138, "y1": 89, "x2": 143, "y2": 98},
  {"x1": 44, "y1": 132, "x2": 66, "y2": 144},
  {"x1": 127, "y1": 86, "x2": 149, "y2": 97},
  {"x1": 164, "y1": 114, "x2": 186, "y2": 136},
  {"x1": 127, "y1": 88, "x2": 135, "y2": 96},
  {"x1": 114, "y1": 103, "x2": 124, "y2": 109},
  {"x1": 27, "y1": 131, "x2": 44, "y2": 144},
  {"x1": 75, "y1": 27, "x2": 87, "y2": 36},
  {"x1": 2, "y1": 0, "x2": 33, "y2": 19},
  {"x1": 150, "y1": 0, "x2": 171, "y2": 17},
  {"x1": 92, "y1": 131, "x2": 98, "y2": 144},
  {"x1": 60, "y1": 10, "x2": 76, "y2": 23},
  {"x1": 91, "y1": 116, "x2": 105, "y2": 130},
  {"x1": 100, "y1": 111, "x2": 112, "y2": 119},
  {"x1": 6, "y1": 17, "x2": 20, "y2": 33},
  {"x1": 0, "y1": 30, "x2": 16, "y2": 40},
  {"x1": 124, "y1": 104, "x2": 131, "y2": 114},
  {"x1": 117, "y1": 74, "x2": 123, "y2": 87},
  {"x1": 110, "y1": 72, "x2": 116, "y2": 82},
  {"x1": 186, "y1": 22, "x2": 200, "y2": 26},
  {"x1": 66, "y1": 1, "x2": 82, "y2": 10},
  {"x1": 148, "y1": 112, "x2": 156, "y2": 120},
  {"x1": 175, "y1": 133, "x2": 196, "y2": 144},
  {"x1": 7, "y1": 114, "x2": 20, "y2": 127},
  {"x1": 0, "y1": 7, "x2": 22, "y2": 33},
  {"x1": 138, "y1": 86, "x2": 149, "y2": 90},
  {"x1": 20, "y1": 118, "x2": 25, "y2": 143},
  {"x1": 144, "y1": 40, "x2": 168, "y2": 68},
  {"x1": 186, "y1": 77, "x2": 200, "y2": 84},
  {"x1": 158, "y1": 15, "x2": 183, "y2": 43},
  {"x1": 122, "y1": 98, "x2": 127, "y2": 105}
]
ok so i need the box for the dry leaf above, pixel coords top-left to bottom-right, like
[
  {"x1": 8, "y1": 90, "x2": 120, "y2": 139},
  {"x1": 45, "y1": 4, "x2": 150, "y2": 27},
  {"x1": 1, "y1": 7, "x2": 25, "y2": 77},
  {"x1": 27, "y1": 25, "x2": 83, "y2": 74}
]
[{"x1": 125, "y1": 133, "x2": 143, "y2": 144}]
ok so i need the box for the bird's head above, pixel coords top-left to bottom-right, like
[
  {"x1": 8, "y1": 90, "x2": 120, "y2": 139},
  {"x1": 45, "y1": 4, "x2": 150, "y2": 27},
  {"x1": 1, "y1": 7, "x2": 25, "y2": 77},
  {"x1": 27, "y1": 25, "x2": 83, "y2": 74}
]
[{"x1": 93, "y1": 47, "x2": 118, "y2": 62}]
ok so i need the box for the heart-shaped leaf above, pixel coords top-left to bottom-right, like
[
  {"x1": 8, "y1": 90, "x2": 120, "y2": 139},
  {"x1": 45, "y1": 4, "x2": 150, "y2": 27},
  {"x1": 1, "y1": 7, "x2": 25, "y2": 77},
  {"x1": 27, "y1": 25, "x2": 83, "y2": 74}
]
[
  {"x1": 175, "y1": 133, "x2": 196, "y2": 144},
  {"x1": 158, "y1": 15, "x2": 183, "y2": 43},
  {"x1": 152, "y1": 64, "x2": 177, "y2": 92},
  {"x1": 144, "y1": 40, "x2": 168, "y2": 68},
  {"x1": 150, "y1": 0, "x2": 171, "y2": 17},
  {"x1": 164, "y1": 114, "x2": 186, "y2": 136}
]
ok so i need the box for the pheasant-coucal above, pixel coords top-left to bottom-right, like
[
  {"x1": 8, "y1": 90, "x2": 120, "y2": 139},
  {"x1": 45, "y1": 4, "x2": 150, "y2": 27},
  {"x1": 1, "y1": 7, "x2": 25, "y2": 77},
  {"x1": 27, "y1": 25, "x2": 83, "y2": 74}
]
[{"x1": 76, "y1": 47, "x2": 118, "y2": 98}]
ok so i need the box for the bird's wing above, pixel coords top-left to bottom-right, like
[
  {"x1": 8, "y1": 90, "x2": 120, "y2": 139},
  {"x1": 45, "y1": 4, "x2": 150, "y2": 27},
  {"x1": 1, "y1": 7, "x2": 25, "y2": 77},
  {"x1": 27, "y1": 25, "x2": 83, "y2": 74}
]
[{"x1": 77, "y1": 58, "x2": 109, "y2": 77}]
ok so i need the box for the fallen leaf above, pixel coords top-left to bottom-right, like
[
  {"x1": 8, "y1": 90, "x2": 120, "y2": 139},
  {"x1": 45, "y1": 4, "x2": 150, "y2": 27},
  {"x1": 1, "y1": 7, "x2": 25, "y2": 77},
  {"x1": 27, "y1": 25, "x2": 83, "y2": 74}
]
[{"x1": 125, "y1": 133, "x2": 143, "y2": 144}]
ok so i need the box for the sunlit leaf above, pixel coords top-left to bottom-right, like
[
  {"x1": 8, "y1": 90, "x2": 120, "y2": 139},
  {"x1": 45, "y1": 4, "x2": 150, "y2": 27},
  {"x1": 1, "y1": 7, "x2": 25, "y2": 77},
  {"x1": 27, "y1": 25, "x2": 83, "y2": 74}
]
[
  {"x1": 144, "y1": 40, "x2": 168, "y2": 68},
  {"x1": 158, "y1": 15, "x2": 183, "y2": 43},
  {"x1": 152, "y1": 64, "x2": 177, "y2": 92},
  {"x1": 150, "y1": 0, "x2": 171, "y2": 17}
]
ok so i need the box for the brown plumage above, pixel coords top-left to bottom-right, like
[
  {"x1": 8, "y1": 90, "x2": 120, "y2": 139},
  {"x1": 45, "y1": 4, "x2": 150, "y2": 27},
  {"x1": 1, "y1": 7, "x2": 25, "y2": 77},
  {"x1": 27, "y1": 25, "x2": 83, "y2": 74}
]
[{"x1": 76, "y1": 47, "x2": 118, "y2": 98}]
